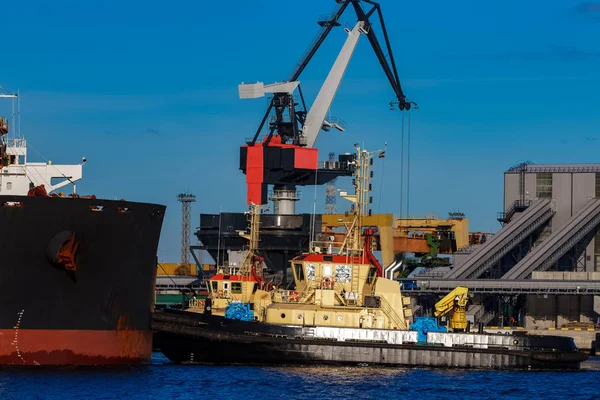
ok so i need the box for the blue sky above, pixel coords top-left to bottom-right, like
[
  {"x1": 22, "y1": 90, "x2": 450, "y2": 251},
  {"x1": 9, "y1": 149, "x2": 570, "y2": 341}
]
[{"x1": 1, "y1": 0, "x2": 599, "y2": 262}]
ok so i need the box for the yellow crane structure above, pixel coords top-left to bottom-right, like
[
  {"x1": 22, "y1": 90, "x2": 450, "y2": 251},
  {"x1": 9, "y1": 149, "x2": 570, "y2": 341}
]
[
  {"x1": 320, "y1": 214, "x2": 470, "y2": 268},
  {"x1": 394, "y1": 216, "x2": 469, "y2": 254},
  {"x1": 434, "y1": 286, "x2": 470, "y2": 331}
]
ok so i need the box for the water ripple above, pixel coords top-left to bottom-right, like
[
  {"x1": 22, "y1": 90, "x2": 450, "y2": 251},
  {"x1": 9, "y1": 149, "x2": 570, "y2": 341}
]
[{"x1": 0, "y1": 353, "x2": 597, "y2": 400}]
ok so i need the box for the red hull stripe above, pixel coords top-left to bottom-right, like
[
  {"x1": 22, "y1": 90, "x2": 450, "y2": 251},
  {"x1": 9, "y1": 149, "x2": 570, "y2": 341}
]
[{"x1": 0, "y1": 329, "x2": 152, "y2": 365}]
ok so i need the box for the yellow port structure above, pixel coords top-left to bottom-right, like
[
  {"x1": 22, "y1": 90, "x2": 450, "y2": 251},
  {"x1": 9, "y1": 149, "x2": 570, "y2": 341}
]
[
  {"x1": 321, "y1": 213, "x2": 470, "y2": 263},
  {"x1": 157, "y1": 263, "x2": 214, "y2": 276},
  {"x1": 394, "y1": 215, "x2": 470, "y2": 254}
]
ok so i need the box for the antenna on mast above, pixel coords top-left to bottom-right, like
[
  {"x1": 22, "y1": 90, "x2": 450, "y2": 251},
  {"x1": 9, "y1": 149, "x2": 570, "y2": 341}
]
[
  {"x1": 0, "y1": 86, "x2": 18, "y2": 139},
  {"x1": 17, "y1": 89, "x2": 21, "y2": 139}
]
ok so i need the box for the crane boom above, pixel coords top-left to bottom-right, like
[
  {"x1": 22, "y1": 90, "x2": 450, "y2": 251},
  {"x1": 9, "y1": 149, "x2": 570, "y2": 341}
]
[
  {"x1": 238, "y1": 0, "x2": 414, "y2": 209},
  {"x1": 301, "y1": 21, "x2": 367, "y2": 148},
  {"x1": 287, "y1": 1, "x2": 351, "y2": 82},
  {"x1": 434, "y1": 286, "x2": 469, "y2": 331},
  {"x1": 352, "y1": 1, "x2": 407, "y2": 106},
  {"x1": 434, "y1": 286, "x2": 469, "y2": 317}
]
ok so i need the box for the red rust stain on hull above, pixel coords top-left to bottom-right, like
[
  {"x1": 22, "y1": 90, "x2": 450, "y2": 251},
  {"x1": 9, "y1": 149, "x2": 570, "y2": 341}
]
[{"x1": 0, "y1": 329, "x2": 152, "y2": 365}]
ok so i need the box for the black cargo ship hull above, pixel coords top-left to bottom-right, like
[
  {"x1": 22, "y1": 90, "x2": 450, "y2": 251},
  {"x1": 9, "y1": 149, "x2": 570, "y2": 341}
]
[
  {"x1": 153, "y1": 310, "x2": 587, "y2": 370},
  {"x1": 0, "y1": 195, "x2": 165, "y2": 365}
]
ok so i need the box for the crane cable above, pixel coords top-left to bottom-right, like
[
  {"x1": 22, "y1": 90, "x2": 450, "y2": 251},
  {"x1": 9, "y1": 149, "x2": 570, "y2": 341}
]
[
  {"x1": 406, "y1": 109, "x2": 411, "y2": 219},
  {"x1": 399, "y1": 112, "x2": 405, "y2": 225}
]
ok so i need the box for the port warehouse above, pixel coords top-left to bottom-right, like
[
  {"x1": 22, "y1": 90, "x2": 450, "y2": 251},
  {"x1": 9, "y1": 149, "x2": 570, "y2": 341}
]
[
  {"x1": 160, "y1": 163, "x2": 600, "y2": 347},
  {"x1": 400, "y1": 163, "x2": 600, "y2": 349}
]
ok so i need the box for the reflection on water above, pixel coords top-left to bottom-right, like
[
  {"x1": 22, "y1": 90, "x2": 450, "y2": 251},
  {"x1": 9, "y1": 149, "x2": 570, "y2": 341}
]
[
  {"x1": 269, "y1": 364, "x2": 408, "y2": 382},
  {"x1": 0, "y1": 353, "x2": 597, "y2": 400}
]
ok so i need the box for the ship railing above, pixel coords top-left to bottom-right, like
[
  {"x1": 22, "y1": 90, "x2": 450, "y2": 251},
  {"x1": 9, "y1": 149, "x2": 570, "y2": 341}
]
[
  {"x1": 333, "y1": 282, "x2": 360, "y2": 305},
  {"x1": 3, "y1": 164, "x2": 26, "y2": 174},
  {"x1": 275, "y1": 281, "x2": 318, "y2": 303},
  {"x1": 274, "y1": 289, "x2": 302, "y2": 303},
  {"x1": 268, "y1": 189, "x2": 302, "y2": 201},
  {"x1": 188, "y1": 297, "x2": 205, "y2": 309},
  {"x1": 303, "y1": 281, "x2": 320, "y2": 301},
  {"x1": 379, "y1": 295, "x2": 407, "y2": 330},
  {"x1": 205, "y1": 290, "x2": 242, "y2": 303},
  {"x1": 7, "y1": 138, "x2": 26, "y2": 148},
  {"x1": 320, "y1": 157, "x2": 352, "y2": 173},
  {"x1": 253, "y1": 301, "x2": 266, "y2": 321},
  {"x1": 309, "y1": 240, "x2": 362, "y2": 257}
]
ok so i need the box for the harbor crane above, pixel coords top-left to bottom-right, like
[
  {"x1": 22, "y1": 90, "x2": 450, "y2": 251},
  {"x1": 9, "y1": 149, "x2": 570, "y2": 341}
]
[{"x1": 238, "y1": 0, "x2": 414, "y2": 213}]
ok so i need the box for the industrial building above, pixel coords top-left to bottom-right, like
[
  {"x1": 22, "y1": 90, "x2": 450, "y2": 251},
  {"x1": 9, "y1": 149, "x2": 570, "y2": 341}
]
[
  {"x1": 503, "y1": 163, "x2": 600, "y2": 272},
  {"x1": 408, "y1": 162, "x2": 600, "y2": 349},
  {"x1": 448, "y1": 162, "x2": 600, "y2": 279}
]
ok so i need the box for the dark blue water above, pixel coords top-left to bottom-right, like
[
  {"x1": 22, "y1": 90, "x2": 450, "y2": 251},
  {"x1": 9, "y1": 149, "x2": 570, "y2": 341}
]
[{"x1": 0, "y1": 353, "x2": 598, "y2": 400}]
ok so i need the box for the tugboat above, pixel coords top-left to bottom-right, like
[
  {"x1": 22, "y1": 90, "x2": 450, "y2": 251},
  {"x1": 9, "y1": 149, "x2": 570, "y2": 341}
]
[
  {"x1": 153, "y1": 146, "x2": 587, "y2": 370},
  {"x1": 182, "y1": 201, "x2": 269, "y2": 319}
]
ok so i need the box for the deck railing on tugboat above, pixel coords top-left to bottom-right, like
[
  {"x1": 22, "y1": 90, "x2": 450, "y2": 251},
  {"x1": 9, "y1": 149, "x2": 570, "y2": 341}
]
[
  {"x1": 332, "y1": 282, "x2": 353, "y2": 305},
  {"x1": 188, "y1": 297, "x2": 205, "y2": 309},
  {"x1": 310, "y1": 240, "x2": 345, "y2": 255},
  {"x1": 275, "y1": 281, "x2": 318, "y2": 304},
  {"x1": 309, "y1": 240, "x2": 364, "y2": 257},
  {"x1": 254, "y1": 301, "x2": 266, "y2": 321},
  {"x1": 332, "y1": 282, "x2": 361, "y2": 306},
  {"x1": 379, "y1": 295, "x2": 406, "y2": 330},
  {"x1": 274, "y1": 289, "x2": 298, "y2": 303}
]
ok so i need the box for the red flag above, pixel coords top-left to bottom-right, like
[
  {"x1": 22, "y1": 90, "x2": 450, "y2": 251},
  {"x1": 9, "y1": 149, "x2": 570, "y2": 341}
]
[{"x1": 378, "y1": 151, "x2": 386, "y2": 158}]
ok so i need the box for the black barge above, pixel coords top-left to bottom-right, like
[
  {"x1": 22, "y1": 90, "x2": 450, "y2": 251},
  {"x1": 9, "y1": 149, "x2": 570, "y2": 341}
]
[{"x1": 153, "y1": 310, "x2": 587, "y2": 370}]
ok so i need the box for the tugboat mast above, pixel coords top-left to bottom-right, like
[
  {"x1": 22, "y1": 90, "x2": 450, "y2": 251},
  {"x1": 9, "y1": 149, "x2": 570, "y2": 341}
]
[
  {"x1": 238, "y1": 204, "x2": 263, "y2": 278},
  {"x1": 338, "y1": 144, "x2": 385, "y2": 258}
]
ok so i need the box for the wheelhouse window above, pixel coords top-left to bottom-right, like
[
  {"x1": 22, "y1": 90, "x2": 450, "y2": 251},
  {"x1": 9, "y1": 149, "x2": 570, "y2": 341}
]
[
  {"x1": 211, "y1": 281, "x2": 218, "y2": 292},
  {"x1": 335, "y1": 265, "x2": 352, "y2": 283},
  {"x1": 231, "y1": 282, "x2": 242, "y2": 294},
  {"x1": 294, "y1": 263, "x2": 305, "y2": 281},
  {"x1": 366, "y1": 267, "x2": 377, "y2": 285},
  {"x1": 306, "y1": 264, "x2": 315, "y2": 280}
]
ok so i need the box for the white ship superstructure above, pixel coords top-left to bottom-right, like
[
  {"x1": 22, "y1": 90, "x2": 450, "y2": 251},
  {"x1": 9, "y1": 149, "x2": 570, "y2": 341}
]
[
  {"x1": 0, "y1": 137, "x2": 83, "y2": 195},
  {"x1": 0, "y1": 87, "x2": 83, "y2": 195}
]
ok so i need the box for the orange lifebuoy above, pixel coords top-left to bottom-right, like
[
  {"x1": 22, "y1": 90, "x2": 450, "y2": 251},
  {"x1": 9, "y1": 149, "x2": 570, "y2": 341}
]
[
  {"x1": 289, "y1": 291, "x2": 300, "y2": 302},
  {"x1": 322, "y1": 277, "x2": 332, "y2": 289}
]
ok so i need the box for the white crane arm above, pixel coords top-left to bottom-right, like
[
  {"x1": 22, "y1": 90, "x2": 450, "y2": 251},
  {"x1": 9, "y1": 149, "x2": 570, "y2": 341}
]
[{"x1": 300, "y1": 21, "x2": 367, "y2": 148}]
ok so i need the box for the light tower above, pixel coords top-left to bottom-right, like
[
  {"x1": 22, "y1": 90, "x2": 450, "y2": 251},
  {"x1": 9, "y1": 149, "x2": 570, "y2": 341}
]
[
  {"x1": 325, "y1": 152, "x2": 337, "y2": 214},
  {"x1": 177, "y1": 192, "x2": 196, "y2": 265}
]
